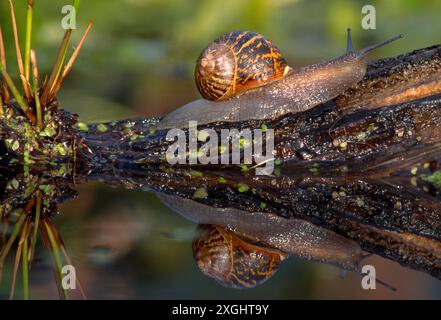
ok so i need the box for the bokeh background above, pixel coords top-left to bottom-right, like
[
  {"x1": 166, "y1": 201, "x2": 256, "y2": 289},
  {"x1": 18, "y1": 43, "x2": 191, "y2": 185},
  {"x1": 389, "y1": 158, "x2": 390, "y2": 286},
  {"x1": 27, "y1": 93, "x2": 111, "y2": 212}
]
[{"x1": 1, "y1": 0, "x2": 441, "y2": 299}]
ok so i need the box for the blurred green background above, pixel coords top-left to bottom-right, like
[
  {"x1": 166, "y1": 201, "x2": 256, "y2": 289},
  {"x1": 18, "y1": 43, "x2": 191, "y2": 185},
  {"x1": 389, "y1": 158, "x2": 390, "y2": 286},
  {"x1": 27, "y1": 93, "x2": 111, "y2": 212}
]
[{"x1": 1, "y1": 0, "x2": 441, "y2": 299}]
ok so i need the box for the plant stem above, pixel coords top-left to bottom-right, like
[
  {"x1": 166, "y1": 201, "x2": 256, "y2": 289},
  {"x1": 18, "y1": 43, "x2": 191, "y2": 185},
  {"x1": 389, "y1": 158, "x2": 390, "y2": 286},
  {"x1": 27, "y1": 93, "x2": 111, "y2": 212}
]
[
  {"x1": 22, "y1": 234, "x2": 30, "y2": 300},
  {"x1": 52, "y1": 21, "x2": 94, "y2": 97},
  {"x1": 0, "y1": 213, "x2": 26, "y2": 261},
  {"x1": 33, "y1": 86, "x2": 43, "y2": 130},
  {"x1": 74, "y1": 0, "x2": 81, "y2": 16},
  {"x1": 44, "y1": 221, "x2": 69, "y2": 300},
  {"x1": 0, "y1": 93, "x2": 3, "y2": 116},
  {"x1": 40, "y1": 29, "x2": 72, "y2": 106},
  {"x1": 0, "y1": 25, "x2": 6, "y2": 70},
  {"x1": 10, "y1": 219, "x2": 30, "y2": 300},
  {"x1": 30, "y1": 49, "x2": 43, "y2": 129},
  {"x1": 0, "y1": 67, "x2": 24, "y2": 109},
  {"x1": 0, "y1": 63, "x2": 29, "y2": 115},
  {"x1": 8, "y1": 0, "x2": 32, "y2": 101},
  {"x1": 25, "y1": 0, "x2": 35, "y2": 81},
  {"x1": 30, "y1": 49, "x2": 40, "y2": 87},
  {"x1": 8, "y1": 0, "x2": 24, "y2": 75},
  {"x1": 30, "y1": 193, "x2": 41, "y2": 262},
  {"x1": 31, "y1": 65, "x2": 43, "y2": 130},
  {"x1": 0, "y1": 213, "x2": 26, "y2": 286},
  {"x1": 52, "y1": 220, "x2": 87, "y2": 299}
]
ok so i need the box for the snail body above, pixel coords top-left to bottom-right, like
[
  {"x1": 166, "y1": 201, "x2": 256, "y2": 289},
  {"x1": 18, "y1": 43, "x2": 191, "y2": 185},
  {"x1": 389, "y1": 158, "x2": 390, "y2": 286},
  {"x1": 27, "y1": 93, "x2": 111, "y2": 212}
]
[{"x1": 157, "y1": 30, "x2": 402, "y2": 129}]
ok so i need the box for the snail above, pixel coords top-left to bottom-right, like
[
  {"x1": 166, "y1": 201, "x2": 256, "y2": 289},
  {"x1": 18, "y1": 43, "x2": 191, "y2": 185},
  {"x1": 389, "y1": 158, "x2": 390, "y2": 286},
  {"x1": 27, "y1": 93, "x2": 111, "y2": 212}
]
[
  {"x1": 157, "y1": 193, "x2": 368, "y2": 289},
  {"x1": 156, "y1": 29, "x2": 402, "y2": 129},
  {"x1": 195, "y1": 31, "x2": 290, "y2": 101},
  {"x1": 192, "y1": 224, "x2": 287, "y2": 289}
]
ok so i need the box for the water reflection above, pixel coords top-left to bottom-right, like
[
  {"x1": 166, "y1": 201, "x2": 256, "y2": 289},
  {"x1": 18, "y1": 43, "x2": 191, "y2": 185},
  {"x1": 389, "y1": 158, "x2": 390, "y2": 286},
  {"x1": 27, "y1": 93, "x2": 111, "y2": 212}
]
[
  {"x1": 2, "y1": 154, "x2": 441, "y2": 298},
  {"x1": 0, "y1": 165, "x2": 85, "y2": 299},
  {"x1": 158, "y1": 193, "x2": 366, "y2": 288}
]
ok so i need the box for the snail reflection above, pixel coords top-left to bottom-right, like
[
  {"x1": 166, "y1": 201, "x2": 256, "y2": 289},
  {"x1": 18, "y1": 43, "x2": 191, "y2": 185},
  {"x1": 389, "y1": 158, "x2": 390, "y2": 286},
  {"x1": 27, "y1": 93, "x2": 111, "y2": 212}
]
[{"x1": 158, "y1": 193, "x2": 368, "y2": 289}]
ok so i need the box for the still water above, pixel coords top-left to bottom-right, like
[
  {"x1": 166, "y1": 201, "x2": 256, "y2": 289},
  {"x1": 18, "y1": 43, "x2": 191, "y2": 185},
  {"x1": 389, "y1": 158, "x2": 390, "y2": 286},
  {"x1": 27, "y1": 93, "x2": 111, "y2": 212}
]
[{"x1": 2, "y1": 162, "x2": 441, "y2": 299}]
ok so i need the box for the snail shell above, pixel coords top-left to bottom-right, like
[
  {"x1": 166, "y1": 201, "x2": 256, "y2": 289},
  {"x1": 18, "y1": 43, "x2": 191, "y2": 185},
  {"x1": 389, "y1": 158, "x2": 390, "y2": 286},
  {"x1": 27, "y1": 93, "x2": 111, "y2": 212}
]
[
  {"x1": 195, "y1": 31, "x2": 289, "y2": 101},
  {"x1": 193, "y1": 224, "x2": 287, "y2": 289}
]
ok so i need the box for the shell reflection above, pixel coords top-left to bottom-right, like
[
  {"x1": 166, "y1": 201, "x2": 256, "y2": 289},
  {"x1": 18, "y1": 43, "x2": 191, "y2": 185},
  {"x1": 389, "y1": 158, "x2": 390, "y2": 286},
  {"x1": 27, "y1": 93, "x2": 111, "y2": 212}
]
[{"x1": 193, "y1": 224, "x2": 287, "y2": 289}]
